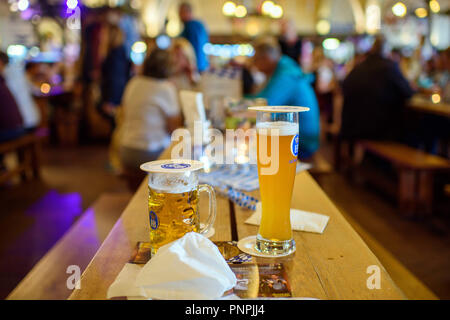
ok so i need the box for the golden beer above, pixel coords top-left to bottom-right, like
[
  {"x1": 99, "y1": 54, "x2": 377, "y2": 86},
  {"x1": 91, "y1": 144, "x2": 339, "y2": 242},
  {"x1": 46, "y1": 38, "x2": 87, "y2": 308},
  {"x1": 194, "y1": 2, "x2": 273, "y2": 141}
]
[
  {"x1": 256, "y1": 122, "x2": 298, "y2": 243},
  {"x1": 249, "y1": 106, "x2": 307, "y2": 256},
  {"x1": 148, "y1": 186, "x2": 200, "y2": 255},
  {"x1": 140, "y1": 159, "x2": 217, "y2": 257}
]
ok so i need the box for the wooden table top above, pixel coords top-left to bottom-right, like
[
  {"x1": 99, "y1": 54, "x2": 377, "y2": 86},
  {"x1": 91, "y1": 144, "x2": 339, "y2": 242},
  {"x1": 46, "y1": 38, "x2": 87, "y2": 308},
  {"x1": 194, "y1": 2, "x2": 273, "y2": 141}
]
[
  {"x1": 69, "y1": 149, "x2": 406, "y2": 300},
  {"x1": 408, "y1": 95, "x2": 450, "y2": 119}
]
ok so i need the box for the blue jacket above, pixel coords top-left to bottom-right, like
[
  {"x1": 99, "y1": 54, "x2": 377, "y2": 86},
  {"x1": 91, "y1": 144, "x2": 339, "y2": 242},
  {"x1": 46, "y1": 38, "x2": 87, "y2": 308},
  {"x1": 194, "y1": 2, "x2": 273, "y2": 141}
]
[
  {"x1": 101, "y1": 45, "x2": 131, "y2": 105},
  {"x1": 181, "y1": 20, "x2": 209, "y2": 73},
  {"x1": 247, "y1": 55, "x2": 320, "y2": 157}
]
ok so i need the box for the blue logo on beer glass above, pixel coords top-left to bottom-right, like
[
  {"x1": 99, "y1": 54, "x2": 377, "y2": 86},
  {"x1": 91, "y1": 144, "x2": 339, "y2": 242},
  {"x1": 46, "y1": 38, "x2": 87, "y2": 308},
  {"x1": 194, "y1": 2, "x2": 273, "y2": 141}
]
[
  {"x1": 149, "y1": 211, "x2": 159, "y2": 230},
  {"x1": 291, "y1": 134, "x2": 299, "y2": 157},
  {"x1": 161, "y1": 163, "x2": 191, "y2": 169}
]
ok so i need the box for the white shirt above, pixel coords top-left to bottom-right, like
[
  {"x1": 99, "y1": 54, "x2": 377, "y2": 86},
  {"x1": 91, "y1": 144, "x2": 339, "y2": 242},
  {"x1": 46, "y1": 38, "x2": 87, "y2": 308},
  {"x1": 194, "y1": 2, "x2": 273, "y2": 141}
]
[
  {"x1": 4, "y1": 63, "x2": 41, "y2": 129},
  {"x1": 120, "y1": 76, "x2": 180, "y2": 152}
]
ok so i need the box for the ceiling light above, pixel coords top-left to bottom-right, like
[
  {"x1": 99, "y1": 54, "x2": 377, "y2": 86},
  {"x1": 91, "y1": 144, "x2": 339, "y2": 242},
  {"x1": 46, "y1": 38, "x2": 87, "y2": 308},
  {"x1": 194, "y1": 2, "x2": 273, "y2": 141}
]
[
  {"x1": 392, "y1": 2, "x2": 407, "y2": 17},
  {"x1": 222, "y1": 1, "x2": 236, "y2": 17},
  {"x1": 235, "y1": 5, "x2": 247, "y2": 18}
]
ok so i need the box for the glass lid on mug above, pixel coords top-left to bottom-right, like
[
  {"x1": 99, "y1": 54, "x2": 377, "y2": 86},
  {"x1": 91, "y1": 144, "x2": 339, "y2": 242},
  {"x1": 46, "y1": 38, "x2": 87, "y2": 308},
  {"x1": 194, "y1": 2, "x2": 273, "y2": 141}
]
[
  {"x1": 140, "y1": 159, "x2": 204, "y2": 173},
  {"x1": 248, "y1": 106, "x2": 310, "y2": 113}
]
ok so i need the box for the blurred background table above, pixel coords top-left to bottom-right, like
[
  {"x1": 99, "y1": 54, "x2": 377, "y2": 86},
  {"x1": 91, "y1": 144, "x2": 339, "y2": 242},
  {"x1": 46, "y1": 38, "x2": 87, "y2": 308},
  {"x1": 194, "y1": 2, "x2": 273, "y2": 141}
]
[
  {"x1": 34, "y1": 85, "x2": 80, "y2": 145},
  {"x1": 408, "y1": 94, "x2": 450, "y2": 119}
]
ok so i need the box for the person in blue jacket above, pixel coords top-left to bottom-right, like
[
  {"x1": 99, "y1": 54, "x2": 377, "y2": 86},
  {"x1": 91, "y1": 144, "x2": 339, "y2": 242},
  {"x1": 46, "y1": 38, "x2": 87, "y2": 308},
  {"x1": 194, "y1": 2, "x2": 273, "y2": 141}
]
[
  {"x1": 100, "y1": 24, "x2": 131, "y2": 126},
  {"x1": 179, "y1": 2, "x2": 209, "y2": 73},
  {"x1": 246, "y1": 38, "x2": 320, "y2": 159}
]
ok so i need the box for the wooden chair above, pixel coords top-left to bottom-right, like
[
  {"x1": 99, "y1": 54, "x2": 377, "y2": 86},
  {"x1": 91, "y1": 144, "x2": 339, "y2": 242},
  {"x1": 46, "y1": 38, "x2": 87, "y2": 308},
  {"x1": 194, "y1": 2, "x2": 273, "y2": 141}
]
[
  {"x1": 0, "y1": 128, "x2": 48, "y2": 185},
  {"x1": 356, "y1": 140, "x2": 450, "y2": 217}
]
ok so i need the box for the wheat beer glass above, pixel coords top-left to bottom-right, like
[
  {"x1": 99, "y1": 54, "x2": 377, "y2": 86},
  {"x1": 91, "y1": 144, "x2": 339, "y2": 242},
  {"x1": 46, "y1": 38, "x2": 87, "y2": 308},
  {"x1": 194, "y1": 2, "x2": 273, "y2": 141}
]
[
  {"x1": 249, "y1": 106, "x2": 308, "y2": 256},
  {"x1": 140, "y1": 160, "x2": 216, "y2": 256}
]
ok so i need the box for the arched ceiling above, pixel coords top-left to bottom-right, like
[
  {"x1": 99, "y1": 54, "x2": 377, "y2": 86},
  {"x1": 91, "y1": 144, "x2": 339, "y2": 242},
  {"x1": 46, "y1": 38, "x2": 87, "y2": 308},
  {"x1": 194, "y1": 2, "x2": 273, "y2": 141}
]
[{"x1": 138, "y1": 0, "x2": 368, "y2": 36}]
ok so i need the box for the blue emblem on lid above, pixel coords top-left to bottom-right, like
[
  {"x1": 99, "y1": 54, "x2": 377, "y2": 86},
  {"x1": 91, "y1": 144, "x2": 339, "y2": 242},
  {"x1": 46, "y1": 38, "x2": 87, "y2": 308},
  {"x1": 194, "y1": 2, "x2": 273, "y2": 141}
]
[
  {"x1": 161, "y1": 163, "x2": 191, "y2": 169},
  {"x1": 149, "y1": 211, "x2": 159, "y2": 230},
  {"x1": 291, "y1": 134, "x2": 299, "y2": 157}
]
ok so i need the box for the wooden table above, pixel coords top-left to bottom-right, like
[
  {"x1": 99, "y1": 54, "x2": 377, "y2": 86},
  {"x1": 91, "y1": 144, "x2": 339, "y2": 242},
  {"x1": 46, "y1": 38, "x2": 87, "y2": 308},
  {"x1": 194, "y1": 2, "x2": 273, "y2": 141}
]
[
  {"x1": 408, "y1": 95, "x2": 450, "y2": 119},
  {"x1": 69, "y1": 150, "x2": 406, "y2": 300}
]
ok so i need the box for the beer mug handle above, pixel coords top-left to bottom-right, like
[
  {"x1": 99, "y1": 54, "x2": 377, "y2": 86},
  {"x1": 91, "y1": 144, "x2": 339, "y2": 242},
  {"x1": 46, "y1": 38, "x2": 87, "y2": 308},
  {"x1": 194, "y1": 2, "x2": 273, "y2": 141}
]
[{"x1": 198, "y1": 184, "x2": 217, "y2": 236}]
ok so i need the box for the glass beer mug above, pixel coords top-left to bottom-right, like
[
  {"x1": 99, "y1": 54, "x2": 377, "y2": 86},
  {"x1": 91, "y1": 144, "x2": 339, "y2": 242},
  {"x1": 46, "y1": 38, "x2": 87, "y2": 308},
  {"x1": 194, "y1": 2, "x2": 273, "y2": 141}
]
[
  {"x1": 140, "y1": 160, "x2": 216, "y2": 256},
  {"x1": 249, "y1": 106, "x2": 309, "y2": 256}
]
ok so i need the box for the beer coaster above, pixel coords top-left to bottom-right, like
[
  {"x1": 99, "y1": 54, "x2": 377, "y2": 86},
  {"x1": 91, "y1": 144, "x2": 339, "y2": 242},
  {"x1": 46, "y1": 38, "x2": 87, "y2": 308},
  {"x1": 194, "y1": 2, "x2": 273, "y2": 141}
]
[
  {"x1": 130, "y1": 242, "x2": 151, "y2": 264},
  {"x1": 214, "y1": 241, "x2": 253, "y2": 264},
  {"x1": 229, "y1": 263, "x2": 292, "y2": 298},
  {"x1": 237, "y1": 236, "x2": 296, "y2": 258},
  {"x1": 248, "y1": 106, "x2": 310, "y2": 113},
  {"x1": 140, "y1": 159, "x2": 204, "y2": 173}
]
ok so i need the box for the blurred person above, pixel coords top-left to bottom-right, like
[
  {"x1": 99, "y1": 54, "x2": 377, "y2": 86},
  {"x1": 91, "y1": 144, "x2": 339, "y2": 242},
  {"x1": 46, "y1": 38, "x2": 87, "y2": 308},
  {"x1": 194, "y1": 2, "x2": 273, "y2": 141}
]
[
  {"x1": 106, "y1": 8, "x2": 139, "y2": 57},
  {"x1": 405, "y1": 41, "x2": 424, "y2": 86},
  {"x1": 389, "y1": 48, "x2": 402, "y2": 65},
  {"x1": 241, "y1": 66, "x2": 255, "y2": 95},
  {"x1": 278, "y1": 19, "x2": 302, "y2": 65},
  {"x1": 417, "y1": 54, "x2": 439, "y2": 91},
  {"x1": 414, "y1": 49, "x2": 450, "y2": 154},
  {"x1": 441, "y1": 49, "x2": 450, "y2": 102},
  {"x1": 0, "y1": 51, "x2": 24, "y2": 143},
  {"x1": 41, "y1": 32, "x2": 61, "y2": 53},
  {"x1": 100, "y1": 24, "x2": 132, "y2": 123},
  {"x1": 311, "y1": 47, "x2": 337, "y2": 128},
  {"x1": 389, "y1": 49, "x2": 416, "y2": 89},
  {"x1": 426, "y1": 50, "x2": 449, "y2": 92},
  {"x1": 24, "y1": 62, "x2": 50, "y2": 94},
  {"x1": 118, "y1": 49, "x2": 183, "y2": 189},
  {"x1": 4, "y1": 60, "x2": 41, "y2": 130},
  {"x1": 246, "y1": 37, "x2": 320, "y2": 159},
  {"x1": 341, "y1": 37, "x2": 414, "y2": 142},
  {"x1": 81, "y1": 9, "x2": 108, "y2": 84},
  {"x1": 179, "y1": 2, "x2": 209, "y2": 73},
  {"x1": 389, "y1": 48, "x2": 406, "y2": 76},
  {"x1": 170, "y1": 37, "x2": 199, "y2": 90}
]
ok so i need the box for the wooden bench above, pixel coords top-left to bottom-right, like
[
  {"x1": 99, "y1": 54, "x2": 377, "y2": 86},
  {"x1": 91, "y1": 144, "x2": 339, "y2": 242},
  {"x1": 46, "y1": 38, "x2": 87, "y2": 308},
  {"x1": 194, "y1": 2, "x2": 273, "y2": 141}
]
[
  {"x1": 0, "y1": 128, "x2": 48, "y2": 185},
  {"x1": 356, "y1": 140, "x2": 450, "y2": 217},
  {"x1": 6, "y1": 192, "x2": 131, "y2": 300}
]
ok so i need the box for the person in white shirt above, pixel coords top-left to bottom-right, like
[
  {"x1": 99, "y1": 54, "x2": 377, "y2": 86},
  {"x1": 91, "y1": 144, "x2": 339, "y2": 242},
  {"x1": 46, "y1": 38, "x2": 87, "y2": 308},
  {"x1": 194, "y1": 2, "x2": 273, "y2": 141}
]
[
  {"x1": 119, "y1": 48, "x2": 183, "y2": 174},
  {"x1": 4, "y1": 61, "x2": 41, "y2": 130}
]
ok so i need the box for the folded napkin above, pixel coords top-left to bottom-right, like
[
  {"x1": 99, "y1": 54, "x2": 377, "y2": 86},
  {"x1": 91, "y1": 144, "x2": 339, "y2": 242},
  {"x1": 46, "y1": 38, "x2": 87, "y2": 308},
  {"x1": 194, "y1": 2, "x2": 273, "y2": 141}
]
[
  {"x1": 245, "y1": 202, "x2": 329, "y2": 234},
  {"x1": 107, "y1": 232, "x2": 237, "y2": 300}
]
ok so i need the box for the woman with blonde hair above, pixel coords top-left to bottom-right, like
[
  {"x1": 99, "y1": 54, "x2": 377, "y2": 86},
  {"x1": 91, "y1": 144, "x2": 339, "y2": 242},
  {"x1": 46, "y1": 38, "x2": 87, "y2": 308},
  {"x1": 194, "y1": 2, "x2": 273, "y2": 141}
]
[{"x1": 170, "y1": 37, "x2": 199, "y2": 90}]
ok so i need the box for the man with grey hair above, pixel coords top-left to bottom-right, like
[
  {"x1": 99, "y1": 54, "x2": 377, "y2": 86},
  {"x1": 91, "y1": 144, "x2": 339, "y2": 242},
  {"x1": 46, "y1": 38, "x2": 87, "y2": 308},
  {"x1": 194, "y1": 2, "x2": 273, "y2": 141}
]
[{"x1": 246, "y1": 37, "x2": 320, "y2": 159}]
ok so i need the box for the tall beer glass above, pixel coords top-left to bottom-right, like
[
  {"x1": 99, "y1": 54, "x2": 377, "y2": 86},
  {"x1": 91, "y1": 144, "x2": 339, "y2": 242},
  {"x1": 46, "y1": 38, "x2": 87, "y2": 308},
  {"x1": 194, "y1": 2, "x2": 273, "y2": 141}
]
[
  {"x1": 140, "y1": 160, "x2": 216, "y2": 257},
  {"x1": 249, "y1": 106, "x2": 309, "y2": 256}
]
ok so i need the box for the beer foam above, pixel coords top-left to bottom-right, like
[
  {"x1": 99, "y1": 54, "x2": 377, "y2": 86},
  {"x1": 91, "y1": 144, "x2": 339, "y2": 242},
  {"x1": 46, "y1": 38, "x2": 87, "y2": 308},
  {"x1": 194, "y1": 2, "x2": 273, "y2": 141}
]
[
  {"x1": 256, "y1": 121, "x2": 299, "y2": 136},
  {"x1": 148, "y1": 173, "x2": 197, "y2": 194}
]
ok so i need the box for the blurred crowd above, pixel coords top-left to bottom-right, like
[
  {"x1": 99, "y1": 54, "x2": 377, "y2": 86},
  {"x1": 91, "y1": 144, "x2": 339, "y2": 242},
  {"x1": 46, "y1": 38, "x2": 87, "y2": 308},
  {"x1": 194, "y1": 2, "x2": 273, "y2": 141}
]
[{"x1": 1, "y1": 2, "x2": 449, "y2": 188}]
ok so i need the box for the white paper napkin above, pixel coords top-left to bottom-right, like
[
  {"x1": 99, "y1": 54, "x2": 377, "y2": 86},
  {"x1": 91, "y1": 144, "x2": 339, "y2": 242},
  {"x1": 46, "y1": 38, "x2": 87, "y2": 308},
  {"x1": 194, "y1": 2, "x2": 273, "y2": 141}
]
[
  {"x1": 179, "y1": 90, "x2": 207, "y2": 125},
  {"x1": 107, "y1": 263, "x2": 146, "y2": 300},
  {"x1": 107, "y1": 232, "x2": 237, "y2": 300},
  {"x1": 245, "y1": 202, "x2": 329, "y2": 234}
]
